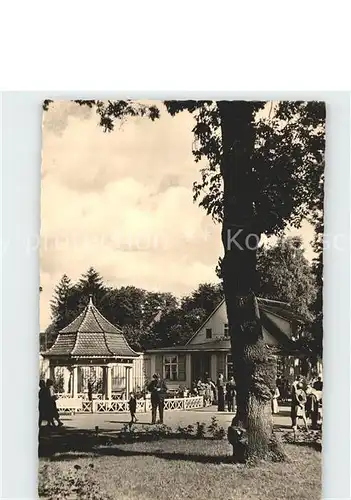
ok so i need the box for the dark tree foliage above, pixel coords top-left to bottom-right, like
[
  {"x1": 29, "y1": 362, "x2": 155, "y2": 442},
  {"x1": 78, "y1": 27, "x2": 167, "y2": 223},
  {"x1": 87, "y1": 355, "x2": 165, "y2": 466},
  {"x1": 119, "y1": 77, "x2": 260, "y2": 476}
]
[
  {"x1": 164, "y1": 100, "x2": 325, "y2": 235},
  {"x1": 216, "y1": 236, "x2": 317, "y2": 324},
  {"x1": 309, "y1": 193, "x2": 324, "y2": 357},
  {"x1": 77, "y1": 267, "x2": 106, "y2": 301},
  {"x1": 256, "y1": 236, "x2": 316, "y2": 321},
  {"x1": 181, "y1": 282, "x2": 223, "y2": 316},
  {"x1": 47, "y1": 272, "x2": 221, "y2": 351},
  {"x1": 49, "y1": 274, "x2": 80, "y2": 342},
  {"x1": 146, "y1": 306, "x2": 206, "y2": 349},
  {"x1": 43, "y1": 99, "x2": 159, "y2": 131}
]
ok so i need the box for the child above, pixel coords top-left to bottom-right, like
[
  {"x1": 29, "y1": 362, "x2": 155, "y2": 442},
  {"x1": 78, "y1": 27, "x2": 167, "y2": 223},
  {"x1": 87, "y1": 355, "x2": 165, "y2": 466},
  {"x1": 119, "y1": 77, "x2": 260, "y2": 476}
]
[{"x1": 128, "y1": 392, "x2": 137, "y2": 424}]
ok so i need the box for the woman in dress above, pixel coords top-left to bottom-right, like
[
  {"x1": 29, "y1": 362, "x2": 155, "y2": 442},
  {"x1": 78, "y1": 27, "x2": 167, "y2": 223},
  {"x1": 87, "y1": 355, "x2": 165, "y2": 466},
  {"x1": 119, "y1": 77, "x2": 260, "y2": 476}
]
[
  {"x1": 46, "y1": 379, "x2": 63, "y2": 427},
  {"x1": 271, "y1": 386, "x2": 280, "y2": 414},
  {"x1": 39, "y1": 379, "x2": 53, "y2": 427},
  {"x1": 197, "y1": 379, "x2": 205, "y2": 406},
  {"x1": 291, "y1": 382, "x2": 308, "y2": 431}
]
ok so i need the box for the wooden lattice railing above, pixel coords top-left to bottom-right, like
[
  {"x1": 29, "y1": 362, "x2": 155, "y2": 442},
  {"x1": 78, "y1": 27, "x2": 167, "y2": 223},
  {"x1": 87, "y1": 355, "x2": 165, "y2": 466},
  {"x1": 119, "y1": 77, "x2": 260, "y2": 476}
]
[{"x1": 56, "y1": 395, "x2": 204, "y2": 414}]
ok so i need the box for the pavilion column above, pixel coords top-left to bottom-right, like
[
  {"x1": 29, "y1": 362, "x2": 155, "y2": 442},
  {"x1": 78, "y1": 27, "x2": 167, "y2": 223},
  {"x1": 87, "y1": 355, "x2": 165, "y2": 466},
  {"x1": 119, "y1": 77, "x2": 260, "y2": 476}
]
[
  {"x1": 150, "y1": 356, "x2": 156, "y2": 377},
  {"x1": 63, "y1": 367, "x2": 70, "y2": 394},
  {"x1": 210, "y1": 354, "x2": 217, "y2": 381},
  {"x1": 105, "y1": 366, "x2": 112, "y2": 400},
  {"x1": 185, "y1": 354, "x2": 191, "y2": 387},
  {"x1": 49, "y1": 364, "x2": 55, "y2": 382},
  {"x1": 72, "y1": 366, "x2": 78, "y2": 398},
  {"x1": 125, "y1": 366, "x2": 132, "y2": 400}
]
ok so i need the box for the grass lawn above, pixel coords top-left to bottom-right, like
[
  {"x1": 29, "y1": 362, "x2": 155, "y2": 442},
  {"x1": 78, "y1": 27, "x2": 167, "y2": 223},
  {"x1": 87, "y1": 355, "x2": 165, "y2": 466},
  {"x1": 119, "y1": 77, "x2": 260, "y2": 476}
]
[{"x1": 39, "y1": 438, "x2": 321, "y2": 500}]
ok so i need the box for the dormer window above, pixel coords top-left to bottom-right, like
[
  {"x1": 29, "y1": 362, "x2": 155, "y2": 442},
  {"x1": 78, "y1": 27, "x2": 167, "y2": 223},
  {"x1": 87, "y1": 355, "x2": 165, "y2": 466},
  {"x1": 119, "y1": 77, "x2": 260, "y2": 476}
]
[
  {"x1": 224, "y1": 323, "x2": 229, "y2": 337},
  {"x1": 206, "y1": 328, "x2": 212, "y2": 339}
]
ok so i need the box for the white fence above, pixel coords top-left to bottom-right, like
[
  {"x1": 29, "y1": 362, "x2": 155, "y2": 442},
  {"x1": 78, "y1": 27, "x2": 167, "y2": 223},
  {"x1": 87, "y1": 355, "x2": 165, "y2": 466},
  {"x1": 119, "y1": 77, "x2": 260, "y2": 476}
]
[{"x1": 56, "y1": 395, "x2": 204, "y2": 414}]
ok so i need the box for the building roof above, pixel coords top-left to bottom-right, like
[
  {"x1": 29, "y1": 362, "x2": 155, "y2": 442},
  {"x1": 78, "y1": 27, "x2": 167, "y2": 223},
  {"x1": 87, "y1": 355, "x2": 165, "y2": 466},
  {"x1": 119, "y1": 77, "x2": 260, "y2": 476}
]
[
  {"x1": 43, "y1": 296, "x2": 139, "y2": 359},
  {"x1": 146, "y1": 297, "x2": 303, "y2": 355},
  {"x1": 146, "y1": 339, "x2": 232, "y2": 354},
  {"x1": 185, "y1": 297, "x2": 304, "y2": 345}
]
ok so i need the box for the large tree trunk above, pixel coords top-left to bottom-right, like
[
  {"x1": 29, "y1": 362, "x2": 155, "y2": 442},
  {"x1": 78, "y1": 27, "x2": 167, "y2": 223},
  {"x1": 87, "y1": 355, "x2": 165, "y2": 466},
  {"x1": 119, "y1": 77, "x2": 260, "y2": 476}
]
[{"x1": 219, "y1": 101, "x2": 278, "y2": 461}]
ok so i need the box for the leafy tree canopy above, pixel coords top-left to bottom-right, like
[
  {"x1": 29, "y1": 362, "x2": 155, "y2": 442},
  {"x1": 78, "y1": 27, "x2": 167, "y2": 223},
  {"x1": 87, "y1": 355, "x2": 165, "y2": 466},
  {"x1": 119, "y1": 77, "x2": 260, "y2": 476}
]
[{"x1": 256, "y1": 236, "x2": 316, "y2": 322}]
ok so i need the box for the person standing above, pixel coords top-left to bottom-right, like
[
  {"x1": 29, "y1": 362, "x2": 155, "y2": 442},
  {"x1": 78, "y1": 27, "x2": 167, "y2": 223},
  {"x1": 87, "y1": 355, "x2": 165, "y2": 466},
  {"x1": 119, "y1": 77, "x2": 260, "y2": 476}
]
[
  {"x1": 147, "y1": 373, "x2": 167, "y2": 424},
  {"x1": 197, "y1": 378, "x2": 205, "y2": 406},
  {"x1": 128, "y1": 392, "x2": 137, "y2": 424},
  {"x1": 217, "y1": 373, "x2": 225, "y2": 411},
  {"x1": 87, "y1": 381, "x2": 93, "y2": 402},
  {"x1": 290, "y1": 375, "x2": 302, "y2": 418},
  {"x1": 225, "y1": 376, "x2": 236, "y2": 413},
  {"x1": 46, "y1": 379, "x2": 63, "y2": 427},
  {"x1": 291, "y1": 375, "x2": 302, "y2": 398},
  {"x1": 291, "y1": 382, "x2": 308, "y2": 431},
  {"x1": 39, "y1": 379, "x2": 53, "y2": 427},
  {"x1": 206, "y1": 376, "x2": 216, "y2": 406},
  {"x1": 313, "y1": 376, "x2": 323, "y2": 391},
  {"x1": 306, "y1": 385, "x2": 321, "y2": 429},
  {"x1": 272, "y1": 386, "x2": 280, "y2": 414}
]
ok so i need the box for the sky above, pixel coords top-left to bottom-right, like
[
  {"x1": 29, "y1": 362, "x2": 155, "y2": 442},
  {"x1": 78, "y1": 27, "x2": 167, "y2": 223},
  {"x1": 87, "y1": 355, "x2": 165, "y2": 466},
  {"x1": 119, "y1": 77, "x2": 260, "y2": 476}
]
[{"x1": 40, "y1": 101, "x2": 315, "y2": 331}]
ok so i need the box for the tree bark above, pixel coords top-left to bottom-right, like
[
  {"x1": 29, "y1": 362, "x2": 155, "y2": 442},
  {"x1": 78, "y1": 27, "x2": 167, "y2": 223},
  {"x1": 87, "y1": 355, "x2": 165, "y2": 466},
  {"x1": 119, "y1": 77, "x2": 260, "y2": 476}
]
[{"x1": 219, "y1": 101, "x2": 278, "y2": 460}]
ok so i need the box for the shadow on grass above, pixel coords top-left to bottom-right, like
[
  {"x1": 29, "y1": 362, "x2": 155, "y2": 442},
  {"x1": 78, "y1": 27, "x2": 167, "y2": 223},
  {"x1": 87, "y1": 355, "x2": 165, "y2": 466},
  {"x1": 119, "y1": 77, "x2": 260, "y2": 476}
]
[
  {"x1": 39, "y1": 428, "x2": 223, "y2": 459},
  {"x1": 107, "y1": 420, "x2": 148, "y2": 425},
  {"x1": 46, "y1": 446, "x2": 234, "y2": 465},
  {"x1": 287, "y1": 441, "x2": 322, "y2": 452},
  {"x1": 39, "y1": 426, "x2": 321, "y2": 465}
]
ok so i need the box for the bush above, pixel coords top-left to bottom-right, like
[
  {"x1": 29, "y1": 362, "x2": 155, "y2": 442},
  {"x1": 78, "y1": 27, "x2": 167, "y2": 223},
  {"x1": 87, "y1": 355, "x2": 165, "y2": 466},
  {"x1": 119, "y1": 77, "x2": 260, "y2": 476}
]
[
  {"x1": 207, "y1": 416, "x2": 226, "y2": 439},
  {"x1": 282, "y1": 429, "x2": 322, "y2": 447},
  {"x1": 38, "y1": 463, "x2": 112, "y2": 499},
  {"x1": 196, "y1": 422, "x2": 206, "y2": 438},
  {"x1": 105, "y1": 420, "x2": 228, "y2": 443},
  {"x1": 176, "y1": 424, "x2": 195, "y2": 438}
]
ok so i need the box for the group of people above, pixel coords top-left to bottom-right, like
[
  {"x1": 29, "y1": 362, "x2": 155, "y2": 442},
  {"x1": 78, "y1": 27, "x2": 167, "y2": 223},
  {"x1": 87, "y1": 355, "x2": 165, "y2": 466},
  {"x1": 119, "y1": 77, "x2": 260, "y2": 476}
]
[
  {"x1": 191, "y1": 373, "x2": 237, "y2": 412},
  {"x1": 38, "y1": 379, "x2": 63, "y2": 428},
  {"x1": 290, "y1": 375, "x2": 323, "y2": 431},
  {"x1": 42, "y1": 368, "x2": 323, "y2": 431},
  {"x1": 128, "y1": 373, "x2": 169, "y2": 425},
  {"x1": 216, "y1": 373, "x2": 236, "y2": 412},
  {"x1": 191, "y1": 376, "x2": 216, "y2": 406},
  {"x1": 129, "y1": 372, "x2": 238, "y2": 425}
]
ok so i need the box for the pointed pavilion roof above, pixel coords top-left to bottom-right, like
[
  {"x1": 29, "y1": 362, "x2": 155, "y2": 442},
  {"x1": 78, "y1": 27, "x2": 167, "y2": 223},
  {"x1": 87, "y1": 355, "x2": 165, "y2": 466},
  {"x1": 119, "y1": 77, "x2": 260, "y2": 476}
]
[{"x1": 44, "y1": 296, "x2": 138, "y2": 358}]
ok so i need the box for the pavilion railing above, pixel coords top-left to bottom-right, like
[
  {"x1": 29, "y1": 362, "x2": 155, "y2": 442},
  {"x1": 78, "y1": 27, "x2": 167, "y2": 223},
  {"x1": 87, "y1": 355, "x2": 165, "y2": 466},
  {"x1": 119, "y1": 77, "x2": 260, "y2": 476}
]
[
  {"x1": 56, "y1": 392, "x2": 124, "y2": 401},
  {"x1": 56, "y1": 395, "x2": 204, "y2": 414}
]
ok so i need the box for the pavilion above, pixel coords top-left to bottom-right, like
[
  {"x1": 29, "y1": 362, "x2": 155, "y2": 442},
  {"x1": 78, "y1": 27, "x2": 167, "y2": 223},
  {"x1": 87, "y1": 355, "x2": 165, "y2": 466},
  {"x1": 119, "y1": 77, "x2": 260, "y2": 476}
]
[{"x1": 42, "y1": 296, "x2": 139, "y2": 400}]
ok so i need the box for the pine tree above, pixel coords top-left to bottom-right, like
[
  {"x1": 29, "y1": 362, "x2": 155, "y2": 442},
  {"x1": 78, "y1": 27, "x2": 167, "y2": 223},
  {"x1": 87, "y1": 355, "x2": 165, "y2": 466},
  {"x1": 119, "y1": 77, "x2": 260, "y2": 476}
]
[
  {"x1": 50, "y1": 274, "x2": 75, "y2": 336},
  {"x1": 77, "y1": 267, "x2": 106, "y2": 305}
]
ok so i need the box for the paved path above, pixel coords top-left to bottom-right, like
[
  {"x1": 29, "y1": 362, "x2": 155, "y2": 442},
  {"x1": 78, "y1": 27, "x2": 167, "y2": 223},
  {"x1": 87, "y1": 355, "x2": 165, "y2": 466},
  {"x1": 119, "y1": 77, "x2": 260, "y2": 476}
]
[{"x1": 59, "y1": 406, "x2": 292, "y2": 432}]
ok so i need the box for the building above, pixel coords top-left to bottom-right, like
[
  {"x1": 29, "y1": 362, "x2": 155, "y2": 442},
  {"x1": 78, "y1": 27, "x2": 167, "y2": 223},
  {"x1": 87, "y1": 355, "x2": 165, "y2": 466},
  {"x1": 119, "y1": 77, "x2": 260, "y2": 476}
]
[
  {"x1": 41, "y1": 296, "x2": 144, "y2": 399},
  {"x1": 145, "y1": 297, "x2": 306, "y2": 391}
]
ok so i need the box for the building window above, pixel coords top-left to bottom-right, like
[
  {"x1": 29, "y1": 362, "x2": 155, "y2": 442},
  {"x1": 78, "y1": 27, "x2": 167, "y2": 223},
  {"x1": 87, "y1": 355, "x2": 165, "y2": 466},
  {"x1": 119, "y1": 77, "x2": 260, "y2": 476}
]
[
  {"x1": 206, "y1": 328, "x2": 212, "y2": 339},
  {"x1": 224, "y1": 323, "x2": 229, "y2": 337},
  {"x1": 164, "y1": 356, "x2": 178, "y2": 381},
  {"x1": 226, "y1": 354, "x2": 234, "y2": 379}
]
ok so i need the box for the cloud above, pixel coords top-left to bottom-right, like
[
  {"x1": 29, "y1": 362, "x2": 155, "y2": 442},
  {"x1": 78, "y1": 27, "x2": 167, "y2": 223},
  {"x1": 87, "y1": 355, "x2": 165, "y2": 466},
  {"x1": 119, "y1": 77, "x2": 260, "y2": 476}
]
[{"x1": 40, "y1": 101, "x2": 221, "y2": 330}]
